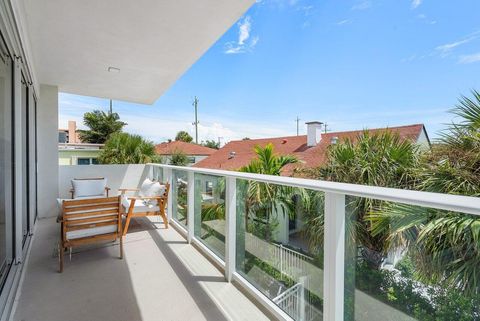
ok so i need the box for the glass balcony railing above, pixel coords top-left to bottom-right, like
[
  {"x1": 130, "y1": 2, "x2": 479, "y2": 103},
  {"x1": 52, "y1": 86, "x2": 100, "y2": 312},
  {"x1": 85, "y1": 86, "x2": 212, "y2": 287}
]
[{"x1": 148, "y1": 164, "x2": 480, "y2": 321}]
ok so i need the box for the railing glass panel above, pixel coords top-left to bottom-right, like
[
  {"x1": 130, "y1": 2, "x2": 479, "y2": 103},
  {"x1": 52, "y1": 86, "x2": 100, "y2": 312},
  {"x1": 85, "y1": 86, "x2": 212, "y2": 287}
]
[
  {"x1": 194, "y1": 173, "x2": 226, "y2": 259},
  {"x1": 172, "y1": 169, "x2": 188, "y2": 228},
  {"x1": 235, "y1": 179, "x2": 324, "y2": 321},
  {"x1": 344, "y1": 196, "x2": 480, "y2": 321}
]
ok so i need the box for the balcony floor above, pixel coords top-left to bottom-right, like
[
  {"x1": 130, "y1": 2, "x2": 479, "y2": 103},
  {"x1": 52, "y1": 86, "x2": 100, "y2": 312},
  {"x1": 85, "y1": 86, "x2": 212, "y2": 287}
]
[{"x1": 13, "y1": 217, "x2": 271, "y2": 321}]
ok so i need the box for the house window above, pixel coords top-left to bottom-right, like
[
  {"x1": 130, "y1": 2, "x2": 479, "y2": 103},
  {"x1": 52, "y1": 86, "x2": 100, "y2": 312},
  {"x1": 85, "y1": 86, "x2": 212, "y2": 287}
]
[
  {"x1": 77, "y1": 158, "x2": 98, "y2": 165},
  {"x1": 188, "y1": 156, "x2": 196, "y2": 163}
]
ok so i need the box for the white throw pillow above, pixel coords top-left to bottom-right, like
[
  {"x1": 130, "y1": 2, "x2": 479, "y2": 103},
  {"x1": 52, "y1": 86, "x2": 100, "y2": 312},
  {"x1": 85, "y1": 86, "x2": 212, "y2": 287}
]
[
  {"x1": 139, "y1": 178, "x2": 165, "y2": 197},
  {"x1": 72, "y1": 179, "x2": 107, "y2": 198}
]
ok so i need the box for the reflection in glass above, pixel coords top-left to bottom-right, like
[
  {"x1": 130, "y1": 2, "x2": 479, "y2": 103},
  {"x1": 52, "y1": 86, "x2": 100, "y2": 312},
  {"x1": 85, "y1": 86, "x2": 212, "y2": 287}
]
[
  {"x1": 235, "y1": 179, "x2": 324, "y2": 320},
  {"x1": 194, "y1": 174, "x2": 226, "y2": 259},
  {"x1": 344, "y1": 196, "x2": 480, "y2": 321},
  {"x1": 172, "y1": 170, "x2": 188, "y2": 227}
]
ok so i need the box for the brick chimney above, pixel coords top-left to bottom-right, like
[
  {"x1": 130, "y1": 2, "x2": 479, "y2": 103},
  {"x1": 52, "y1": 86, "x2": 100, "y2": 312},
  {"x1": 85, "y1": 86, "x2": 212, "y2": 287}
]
[
  {"x1": 68, "y1": 120, "x2": 77, "y2": 143},
  {"x1": 306, "y1": 121, "x2": 323, "y2": 147}
]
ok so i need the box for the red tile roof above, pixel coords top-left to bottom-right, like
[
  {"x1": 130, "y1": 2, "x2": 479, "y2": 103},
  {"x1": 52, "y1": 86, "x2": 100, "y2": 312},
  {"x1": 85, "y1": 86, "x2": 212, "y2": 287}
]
[
  {"x1": 193, "y1": 124, "x2": 427, "y2": 175},
  {"x1": 155, "y1": 141, "x2": 217, "y2": 156}
]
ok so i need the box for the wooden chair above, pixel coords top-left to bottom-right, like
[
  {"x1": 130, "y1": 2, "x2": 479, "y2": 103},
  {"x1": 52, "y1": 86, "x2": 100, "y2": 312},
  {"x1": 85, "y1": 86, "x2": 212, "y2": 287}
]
[
  {"x1": 70, "y1": 177, "x2": 111, "y2": 199},
  {"x1": 58, "y1": 196, "x2": 123, "y2": 273},
  {"x1": 120, "y1": 182, "x2": 170, "y2": 236}
]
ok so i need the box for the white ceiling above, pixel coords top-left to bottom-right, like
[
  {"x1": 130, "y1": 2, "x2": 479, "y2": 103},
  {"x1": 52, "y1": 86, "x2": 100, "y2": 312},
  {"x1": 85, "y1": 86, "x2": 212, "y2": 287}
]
[{"x1": 21, "y1": 0, "x2": 254, "y2": 104}]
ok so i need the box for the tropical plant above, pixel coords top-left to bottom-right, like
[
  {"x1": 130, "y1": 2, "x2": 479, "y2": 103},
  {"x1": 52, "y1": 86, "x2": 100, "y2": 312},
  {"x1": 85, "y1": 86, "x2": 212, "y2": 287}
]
[
  {"x1": 302, "y1": 131, "x2": 421, "y2": 268},
  {"x1": 78, "y1": 110, "x2": 126, "y2": 144},
  {"x1": 369, "y1": 91, "x2": 480, "y2": 295},
  {"x1": 170, "y1": 148, "x2": 189, "y2": 166},
  {"x1": 238, "y1": 144, "x2": 298, "y2": 240},
  {"x1": 175, "y1": 131, "x2": 193, "y2": 143},
  {"x1": 202, "y1": 139, "x2": 220, "y2": 149},
  {"x1": 98, "y1": 132, "x2": 159, "y2": 164}
]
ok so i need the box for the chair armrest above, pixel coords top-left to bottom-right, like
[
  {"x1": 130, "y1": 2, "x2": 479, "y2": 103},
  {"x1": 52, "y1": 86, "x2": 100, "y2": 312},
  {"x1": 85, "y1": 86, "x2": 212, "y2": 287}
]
[{"x1": 119, "y1": 188, "x2": 139, "y2": 192}]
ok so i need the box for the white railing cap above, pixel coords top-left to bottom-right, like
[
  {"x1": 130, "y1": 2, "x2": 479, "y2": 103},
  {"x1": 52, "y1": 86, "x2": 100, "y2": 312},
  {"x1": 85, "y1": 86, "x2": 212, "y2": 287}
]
[{"x1": 149, "y1": 164, "x2": 480, "y2": 216}]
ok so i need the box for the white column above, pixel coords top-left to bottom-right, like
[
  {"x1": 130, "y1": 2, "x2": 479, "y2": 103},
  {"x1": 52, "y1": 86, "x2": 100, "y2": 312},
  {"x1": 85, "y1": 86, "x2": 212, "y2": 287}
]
[
  {"x1": 187, "y1": 171, "x2": 195, "y2": 243},
  {"x1": 37, "y1": 84, "x2": 58, "y2": 218},
  {"x1": 225, "y1": 176, "x2": 236, "y2": 281},
  {"x1": 323, "y1": 192, "x2": 346, "y2": 321}
]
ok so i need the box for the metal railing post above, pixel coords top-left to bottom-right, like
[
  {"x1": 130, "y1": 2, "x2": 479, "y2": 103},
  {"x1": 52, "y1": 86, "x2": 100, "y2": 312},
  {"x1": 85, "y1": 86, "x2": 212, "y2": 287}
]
[
  {"x1": 323, "y1": 192, "x2": 346, "y2": 321},
  {"x1": 187, "y1": 171, "x2": 195, "y2": 243},
  {"x1": 225, "y1": 176, "x2": 237, "y2": 281}
]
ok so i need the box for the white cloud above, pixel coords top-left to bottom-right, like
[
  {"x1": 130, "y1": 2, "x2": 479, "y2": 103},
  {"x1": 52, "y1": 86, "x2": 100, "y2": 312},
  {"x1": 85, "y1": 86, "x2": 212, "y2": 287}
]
[
  {"x1": 458, "y1": 53, "x2": 480, "y2": 64},
  {"x1": 224, "y1": 16, "x2": 259, "y2": 54},
  {"x1": 351, "y1": 1, "x2": 372, "y2": 10},
  {"x1": 411, "y1": 0, "x2": 422, "y2": 9},
  {"x1": 336, "y1": 19, "x2": 351, "y2": 26},
  {"x1": 433, "y1": 31, "x2": 480, "y2": 58},
  {"x1": 238, "y1": 16, "x2": 251, "y2": 45}
]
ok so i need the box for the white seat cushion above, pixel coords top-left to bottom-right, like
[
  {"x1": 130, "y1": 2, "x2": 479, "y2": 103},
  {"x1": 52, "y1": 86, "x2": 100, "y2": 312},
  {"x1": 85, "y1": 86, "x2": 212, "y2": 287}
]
[
  {"x1": 72, "y1": 179, "x2": 107, "y2": 198},
  {"x1": 66, "y1": 225, "x2": 117, "y2": 239},
  {"x1": 121, "y1": 196, "x2": 160, "y2": 213}
]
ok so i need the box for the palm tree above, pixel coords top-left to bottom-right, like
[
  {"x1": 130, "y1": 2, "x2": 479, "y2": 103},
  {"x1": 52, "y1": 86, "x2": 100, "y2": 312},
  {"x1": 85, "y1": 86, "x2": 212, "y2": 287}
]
[
  {"x1": 78, "y1": 110, "x2": 126, "y2": 143},
  {"x1": 98, "y1": 132, "x2": 159, "y2": 164},
  {"x1": 239, "y1": 143, "x2": 298, "y2": 240},
  {"x1": 302, "y1": 131, "x2": 421, "y2": 268},
  {"x1": 175, "y1": 131, "x2": 193, "y2": 143},
  {"x1": 369, "y1": 90, "x2": 480, "y2": 295}
]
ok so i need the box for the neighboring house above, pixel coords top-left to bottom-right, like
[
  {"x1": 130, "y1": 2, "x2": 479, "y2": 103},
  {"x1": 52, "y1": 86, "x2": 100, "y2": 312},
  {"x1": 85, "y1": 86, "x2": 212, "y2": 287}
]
[
  {"x1": 155, "y1": 141, "x2": 216, "y2": 165},
  {"x1": 195, "y1": 122, "x2": 430, "y2": 245},
  {"x1": 58, "y1": 143, "x2": 103, "y2": 165},
  {"x1": 58, "y1": 120, "x2": 103, "y2": 165},
  {"x1": 194, "y1": 122, "x2": 430, "y2": 175}
]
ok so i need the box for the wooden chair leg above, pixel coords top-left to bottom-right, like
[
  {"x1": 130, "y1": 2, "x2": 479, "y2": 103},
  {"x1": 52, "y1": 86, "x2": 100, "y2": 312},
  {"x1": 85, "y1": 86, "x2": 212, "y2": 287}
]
[
  {"x1": 59, "y1": 245, "x2": 64, "y2": 273},
  {"x1": 159, "y1": 209, "x2": 168, "y2": 229},
  {"x1": 123, "y1": 214, "x2": 132, "y2": 236},
  {"x1": 119, "y1": 236, "x2": 124, "y2": 259}
]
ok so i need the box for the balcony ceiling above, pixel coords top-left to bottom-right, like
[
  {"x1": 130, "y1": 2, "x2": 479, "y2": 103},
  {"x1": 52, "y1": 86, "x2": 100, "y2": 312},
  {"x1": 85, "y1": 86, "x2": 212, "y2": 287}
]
[{"x1": 21, "y1": 0, "x2": 254, "y2": 104}]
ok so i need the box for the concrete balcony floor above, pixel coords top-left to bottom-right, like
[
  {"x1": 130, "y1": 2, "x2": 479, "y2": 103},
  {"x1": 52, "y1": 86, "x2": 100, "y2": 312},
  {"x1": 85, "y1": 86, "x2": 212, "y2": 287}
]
[{"x1": 13, "y1": 217, "x2": 271, "y2": 321}]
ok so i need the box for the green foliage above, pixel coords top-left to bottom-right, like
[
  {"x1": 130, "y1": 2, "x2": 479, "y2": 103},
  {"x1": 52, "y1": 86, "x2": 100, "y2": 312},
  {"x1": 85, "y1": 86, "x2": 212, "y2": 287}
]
[
  {"x1": 369, "y1": 90, "x2": 480, "y2": 295},
  {"x1": 302, "y1": 131, "x2": 421, "y2": 268},
  {"x1": 98, "y1": 132, "x2": 158, "y2": 164},
  {"x1": 239, "y1": 144, "x2": 298, "y2": 241},
  {"x1": 395, "y1": 255, "x2": 415, "y2": 279},
  {"x1": 175, "y1": 131, "x2": 193, "y2": 143},
  {"x1": 351, "y1": 261, "x2": 480, "y2": 320},
  {"x1": 78, "y1": 110, "x2": 126, "y2": 144},
  {"x1": 202, "y1": 140, "x2": 220, "y2": 149},
  {"x1": 170, "y1": 148, "x2": 189, "y2": 166}
]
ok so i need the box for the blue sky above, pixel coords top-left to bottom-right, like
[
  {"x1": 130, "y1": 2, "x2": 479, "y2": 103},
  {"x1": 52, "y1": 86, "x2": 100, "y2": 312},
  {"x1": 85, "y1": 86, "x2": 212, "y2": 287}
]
[{"x1": 60, "y1": 0, "x2": 480, "y2": 144}]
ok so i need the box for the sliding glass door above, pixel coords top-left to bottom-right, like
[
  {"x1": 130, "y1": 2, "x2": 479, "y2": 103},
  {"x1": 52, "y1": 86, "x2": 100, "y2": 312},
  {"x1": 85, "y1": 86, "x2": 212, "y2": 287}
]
[{"x1": 0, "y1": 37, "x2": 14, "y2": 287}]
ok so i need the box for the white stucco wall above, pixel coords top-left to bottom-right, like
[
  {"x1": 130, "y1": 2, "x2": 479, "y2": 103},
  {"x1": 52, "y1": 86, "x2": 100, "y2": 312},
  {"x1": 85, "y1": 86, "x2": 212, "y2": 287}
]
[
  {"x1": 58, "y1": 164, "x2": 148, "y2": 200},
  {"x1": 37, "y1": 84, "x2": 58, "y2": 218}
]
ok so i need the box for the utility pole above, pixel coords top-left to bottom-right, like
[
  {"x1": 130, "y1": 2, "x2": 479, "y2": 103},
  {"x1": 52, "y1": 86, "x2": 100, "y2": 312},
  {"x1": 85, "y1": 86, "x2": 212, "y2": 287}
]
[
  {"x1": 295, "y1": 116, "x2": 301, "y2": 136},
  {"x1": 217, "y1": 137, "x2": 223, "y2": 148},
  {"x1": 324, "y1": 122, "x2": 330, "y2": 134},
  {"x1": 109, "y1": 99, "x2": 113, "y2": 114},
  {"x1": 192, "y1": 96, "x2": 199, "y2": 144}
]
